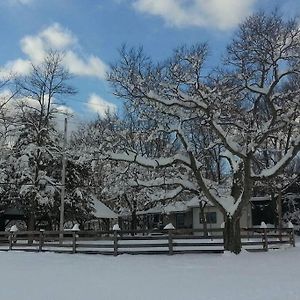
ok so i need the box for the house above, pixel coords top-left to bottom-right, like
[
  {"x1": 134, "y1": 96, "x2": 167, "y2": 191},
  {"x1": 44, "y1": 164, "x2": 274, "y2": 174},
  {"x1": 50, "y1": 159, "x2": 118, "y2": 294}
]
[
  {"x1": 250, "y1": 196, "x2": 275, "y2": 226},
  {"x1": 137, "y1": 197, "x2": 254, "y2": 231},
  {"x1": 0, "y1": 207, "x2": 25, "y2": 231}
]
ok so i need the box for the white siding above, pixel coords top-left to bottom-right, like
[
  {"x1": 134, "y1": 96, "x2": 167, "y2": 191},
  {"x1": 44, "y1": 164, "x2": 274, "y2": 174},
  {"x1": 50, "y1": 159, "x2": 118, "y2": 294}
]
[{"x1": 192, "y1": 203, "x2": 252, "y2": 229}]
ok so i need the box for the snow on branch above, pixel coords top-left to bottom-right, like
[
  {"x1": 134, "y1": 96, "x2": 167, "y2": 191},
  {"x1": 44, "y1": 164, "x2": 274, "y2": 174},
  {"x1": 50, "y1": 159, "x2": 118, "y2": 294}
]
[
  {"x1": 158, "y1": 122, "x2": 193, "y2": 152},
  {"x1": 145, "y1": 90, "x2": 208, "y2": 111},
  {"x1": 211, "y1": 120, "x2": 246, "y2": 158},
  {"x1": 105, "y1": 151, "x2": 191, "y2": 168},
  {"x1": 220, "y1": 149, "x2": 241, "y2": 172},
  {"x1": 148, "y1": 186, "x2": 184, "y2": 202},
  {"x1": 251, "y1": 135, "x2": 300, "y2": 180},
  {"x1": 201, "y1": 177, "x2": 244, "y2": 216},
  {"x1": 129, "y1": 177, "x2": 199, "y2": 194}
]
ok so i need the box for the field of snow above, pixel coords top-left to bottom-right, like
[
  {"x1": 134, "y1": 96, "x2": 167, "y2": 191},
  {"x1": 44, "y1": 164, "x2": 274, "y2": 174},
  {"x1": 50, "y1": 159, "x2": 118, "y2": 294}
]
[{"x1": 0, "y1": 242, "x2": 299, "y2": 300}]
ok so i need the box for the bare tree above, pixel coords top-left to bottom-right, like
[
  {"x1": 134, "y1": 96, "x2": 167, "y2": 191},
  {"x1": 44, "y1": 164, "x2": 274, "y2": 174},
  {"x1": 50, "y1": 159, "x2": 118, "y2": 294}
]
[
  {"x1": 0, "y1": 76, "x2": 19, "y2": 149},
  {"x1": 106, "y1": 12, "x2": 300, "y2": 253}
]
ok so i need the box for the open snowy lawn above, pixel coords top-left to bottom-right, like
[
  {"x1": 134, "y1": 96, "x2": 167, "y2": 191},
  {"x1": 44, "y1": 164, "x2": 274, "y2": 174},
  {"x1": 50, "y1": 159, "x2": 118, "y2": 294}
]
[{"x1": 0, "y1": 244, "x2": 299, "y2": 300}]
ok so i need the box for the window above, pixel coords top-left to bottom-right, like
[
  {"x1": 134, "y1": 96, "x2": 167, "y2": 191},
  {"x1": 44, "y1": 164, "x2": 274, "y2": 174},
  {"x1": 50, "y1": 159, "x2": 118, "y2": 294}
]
[
  {"x1": 200, "y1": 212, "x2": 217, "y2": 224},
  {"x1": 176, "y1": 213, "x2": 185, "y2": 228}
]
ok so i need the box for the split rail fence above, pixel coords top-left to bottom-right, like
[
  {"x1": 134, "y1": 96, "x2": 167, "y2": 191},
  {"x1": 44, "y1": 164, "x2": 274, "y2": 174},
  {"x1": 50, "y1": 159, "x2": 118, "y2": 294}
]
[{"x1": 0, "y1": 227, "x2": 295, "y2": 255}]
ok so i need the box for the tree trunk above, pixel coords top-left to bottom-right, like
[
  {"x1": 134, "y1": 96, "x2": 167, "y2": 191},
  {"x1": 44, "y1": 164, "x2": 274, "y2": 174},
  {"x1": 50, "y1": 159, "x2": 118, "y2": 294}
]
[
  {"x1": 223, "y1": 215, "x2": 241, "y2": 254},
  {"x1": 199, "y1": 205, "x2": 208, "y2": 237},
  {"x1": 28, "y1": 214, "x2": 35, "y2": 231},
  {"x1": 277, "y1": 190, "x2": 283, "y2": 242},
  {"x1": 27, "y1": 214, "x2": 35, "y2": 245},
  {"x1": 131, "y1": 210, "x2": 137, "y2": 236}
]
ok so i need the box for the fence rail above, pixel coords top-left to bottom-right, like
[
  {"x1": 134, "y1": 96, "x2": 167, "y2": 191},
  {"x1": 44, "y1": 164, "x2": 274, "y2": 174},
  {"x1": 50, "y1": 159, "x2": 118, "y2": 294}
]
[{"x1": 0, "y1": 227, "x2": 295, "y2": 255}]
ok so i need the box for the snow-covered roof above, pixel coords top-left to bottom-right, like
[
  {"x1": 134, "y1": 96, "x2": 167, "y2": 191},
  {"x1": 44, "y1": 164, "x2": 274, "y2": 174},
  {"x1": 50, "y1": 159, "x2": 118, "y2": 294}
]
[
  {"x1": 137, "y1": 195, "x2": 273, "y2": 215},
  {"x1": 90, "y1": 195, "x2": 118, "y2": 219},
  {"x1": 138, "y1": 197, "x2": 213, "y2": 215}
]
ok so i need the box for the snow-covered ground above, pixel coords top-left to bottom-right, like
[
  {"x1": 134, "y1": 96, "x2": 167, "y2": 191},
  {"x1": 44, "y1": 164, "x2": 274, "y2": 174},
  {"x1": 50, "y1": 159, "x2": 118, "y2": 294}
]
[{"x1": 0, "y1": 242, "x2": 299, "y2": 300}]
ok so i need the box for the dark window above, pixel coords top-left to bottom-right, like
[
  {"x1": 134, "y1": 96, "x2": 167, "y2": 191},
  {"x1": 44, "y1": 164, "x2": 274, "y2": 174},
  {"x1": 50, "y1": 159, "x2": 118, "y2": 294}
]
[
  {"x1": 153, "y1": 214, "x2": 159, "y2": 223},
  {"x1": 176, "y1": 213, "x2": 185, "y2": 228},
  {"x1": 200, "y1": 212, "x2": 217, "y2": 224}
]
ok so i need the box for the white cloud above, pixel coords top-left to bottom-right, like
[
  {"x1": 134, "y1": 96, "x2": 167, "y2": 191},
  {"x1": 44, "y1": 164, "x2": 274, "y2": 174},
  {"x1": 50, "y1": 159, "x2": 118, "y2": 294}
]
[
  {"x1": 64, "y1": 51, "x2": 107, "y2": 80},
  {"x1": 0, "y1": 23, "x2": 107, "y2": 79},
  {"x1": 87, "y1": 93, "x2": 116, "y2": 117},
  {"x1": 133, "y1": 0, "x2": 257, "y2": 30},
  {"x1": 21, "y1": 35, "x2": 46, "y2": 63},
  {"x1": 40, "y1": 23, "x2": 77, "y2": 49},
  {"x1": 0, "y1": 58, "x2": 32, "y2": 79},
  {"x1": 55, "y1": 105, "x2": 74, "y2": 116}
]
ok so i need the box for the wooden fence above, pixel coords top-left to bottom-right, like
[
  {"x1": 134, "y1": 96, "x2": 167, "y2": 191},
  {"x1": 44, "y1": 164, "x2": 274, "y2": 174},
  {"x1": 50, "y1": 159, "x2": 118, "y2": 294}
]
[{"x1": 0, "y1": 227, "x2": 295, "y2": 255}]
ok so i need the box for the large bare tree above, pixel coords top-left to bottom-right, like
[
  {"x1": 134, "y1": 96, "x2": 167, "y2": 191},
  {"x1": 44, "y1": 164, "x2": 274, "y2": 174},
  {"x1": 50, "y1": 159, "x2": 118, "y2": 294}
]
[{"x1": 106, "y1": 12, "x2": 300, "y2": 253}]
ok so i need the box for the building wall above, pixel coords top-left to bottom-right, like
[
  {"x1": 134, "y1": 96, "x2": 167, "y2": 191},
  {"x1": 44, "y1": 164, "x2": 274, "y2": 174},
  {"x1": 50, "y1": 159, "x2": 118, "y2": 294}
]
[
  {"x1": 166, "y1": 211, "x2": 193, "y2": 229},
  {"x1": 192, "y1": 204, "x2": 252, "y2": 230}
]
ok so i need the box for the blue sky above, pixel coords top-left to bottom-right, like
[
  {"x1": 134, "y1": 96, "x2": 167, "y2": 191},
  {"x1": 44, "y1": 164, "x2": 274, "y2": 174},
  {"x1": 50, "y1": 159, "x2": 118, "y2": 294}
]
[{"x1": 0, "y1": 0, "x2": 299, "y2": 123}]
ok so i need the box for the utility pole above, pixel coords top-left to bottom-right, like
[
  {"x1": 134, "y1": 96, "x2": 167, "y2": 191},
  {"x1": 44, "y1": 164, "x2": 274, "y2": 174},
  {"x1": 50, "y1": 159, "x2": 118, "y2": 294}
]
[{"x1": 59, "y1": 118, "x2": 67, "y2": 243}]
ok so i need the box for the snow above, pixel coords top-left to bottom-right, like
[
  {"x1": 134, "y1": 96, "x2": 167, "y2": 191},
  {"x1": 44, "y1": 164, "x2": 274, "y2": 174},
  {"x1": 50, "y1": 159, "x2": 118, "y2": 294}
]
[
  {"x1": 260, "y1": 221, "x2": 267, "y2": 229},
  {"x1": 220, "y1": 149, "x2": 241, "y2": 172},
  {"x1": 90, "y1": 195, "x2": 118, "y2": 219},
  {"x1": 163, "y1": 223, "x2": 175, "y2": 230},
  {"x1": 0, "y1": 243, "x2": 300, "y2": 300},
  {"x1": 112, "y1": 224, "x2": 121, "y2": 231},
  {"x1": 71, "y1": 224, "x2": 80, "y2": 231},
  {"x1": 288, "y1": 221, "x2": 294, "y2": 229},
  {"x1": 252, "y1": 135, "x2": 300, "y2": 179},
  {"x1": 107, "y1": 151, "x2": 191, "y2": 169},
  {"x1": 10, "y1": 225, "x2": 18, "y2": 232}
]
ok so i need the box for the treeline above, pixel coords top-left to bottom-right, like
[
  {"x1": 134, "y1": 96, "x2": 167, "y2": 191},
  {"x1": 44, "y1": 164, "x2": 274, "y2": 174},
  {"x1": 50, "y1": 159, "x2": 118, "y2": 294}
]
[{"x1": 0, "y1": 11, "x2": 299, "y2": 253}]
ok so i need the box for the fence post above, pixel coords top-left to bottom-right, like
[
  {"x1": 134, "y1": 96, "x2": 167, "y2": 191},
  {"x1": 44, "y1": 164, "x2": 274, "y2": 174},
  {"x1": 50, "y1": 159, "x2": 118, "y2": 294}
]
[
  {"x1": 168, "y1": 230, "x2": 173, "y2": 255},
  {"x1": 263, "y1": 228, "x2": 268, "y2": 251},
  {"x1": 113, "y1": 231, "x2": 118, "y2": 256},
  {"x1": 260, "y1": 222, "x2": 268, "y2": 251},
  {"x1": 72, "y1": 232, "x2": 77, "y2": 254},
  {"x1": 113, "y1": 224, "x2": 120, "y2": 256},
  {"x1": 220, "y1": 222, "x2": 225, "y2": 249},
  {"x1": 288, "y1": 221, "x2": 295, "y2": 247},
  {"x1": 72, "y1": 224, "x2": 80, "y2": 254},
  {"x1": 9, "y1": 232, "x2": 13, "y2": 251},
  {"x1": 9, "y1": 225, "x2": 18, "y2": 251},
  {"x1": 39, "y1": 230, "x2": 44, "y2": 252},
  {"x1": 164, "y1": 223, "x2": 175, "y2": 255}
]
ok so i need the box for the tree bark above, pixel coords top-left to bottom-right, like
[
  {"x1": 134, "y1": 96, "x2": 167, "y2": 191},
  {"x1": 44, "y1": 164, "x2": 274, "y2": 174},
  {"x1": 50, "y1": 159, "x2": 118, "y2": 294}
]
[
  {"x1": 223, "y1": 215, "x2": 241, "y2": 254},
  {"x1": 131, "y1": 210, "x2": 137, "y2": 235},
  {"x1": 27, "y1": 214, "x2": 35, "y2": 245},
  {"x1": 199, "y1": 203, "x2": 208, "y2": 237}
]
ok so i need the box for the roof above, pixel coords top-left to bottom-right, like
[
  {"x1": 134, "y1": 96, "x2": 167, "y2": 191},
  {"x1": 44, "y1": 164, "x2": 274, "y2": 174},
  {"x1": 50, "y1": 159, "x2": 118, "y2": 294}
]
[
  {"x1": 138, "y1": 197, "x2": 213, "y2": 215},
  {"x1": 90, "y1": 195, "x2": 118, "y2": 219},
  {"x1": 137, "y1": 196, "x2": 273, "y2": 215}
]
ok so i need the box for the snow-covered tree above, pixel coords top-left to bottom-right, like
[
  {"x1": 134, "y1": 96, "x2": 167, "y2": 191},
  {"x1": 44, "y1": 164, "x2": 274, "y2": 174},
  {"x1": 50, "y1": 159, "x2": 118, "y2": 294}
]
[
  {"x1": 5, "y1": 51, "x2": 76, "y2": 230},
  {"x1": 71, "y1": 113, "x2": 153, "y2": 230},
  {"x1": 106, "y1": 12, "x2": 300, "y2": 253}
]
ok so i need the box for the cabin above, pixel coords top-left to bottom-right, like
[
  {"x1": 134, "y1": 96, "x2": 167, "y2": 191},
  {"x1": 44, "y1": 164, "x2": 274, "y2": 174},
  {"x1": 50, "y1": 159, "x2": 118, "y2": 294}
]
[{"x1": 137, "y1": 197, "x2": 270, "y2": 230}]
